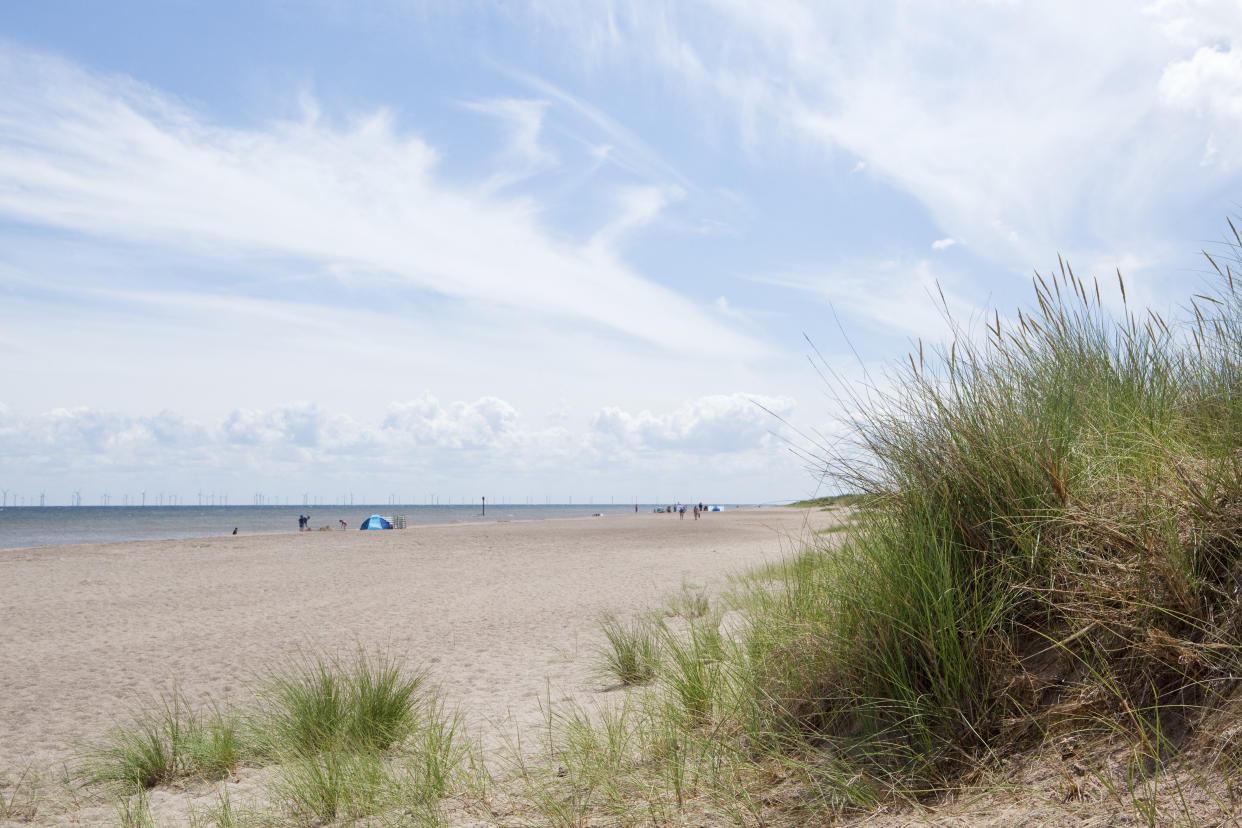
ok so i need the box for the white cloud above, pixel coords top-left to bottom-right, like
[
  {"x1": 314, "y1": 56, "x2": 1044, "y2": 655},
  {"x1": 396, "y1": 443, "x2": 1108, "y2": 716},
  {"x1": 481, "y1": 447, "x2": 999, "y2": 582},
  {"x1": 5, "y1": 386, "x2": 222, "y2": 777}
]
[
  {"x1": 0, "y1": 393, "x2": 802, "y2": 500},
  {"x1": 712, "y1": 295, "x2": 751, "y2": 324},
  {"x1": 589, "y1": 392, "x2": 794, "y2": 453},
  {"x1": 503, "y1": 65, "x2": 692, "y2": 189},
  {"x1": 382, "y1": 395, "x2": 519, "y2": 450},
  {"x1": 524, "y1": 0, "x2": 1242, "y2": 272},
  {"x1": 222, "y1": 404, "x2": 348, "y2": 450},
  {"x1": 589, "y1": 184, "x2": 684, "y2": 249},
  {"x1": 0, "y1": 45, "x2": 764, "y2": 361},
  {"x1": 931, "y1": 238, "x2": 958, "y2": 251},
  {"x1": 461, "y1": 97, "x2": 559, "y2": 190},
  {"x1": 755, "y1": 258, "x2": 981, "y2": 343},
  {"x1": 1158, "y1": 45, "x2": 1242, "y2": 119},
  {"x1": 1146, "y1": 0, "x2": 1242, "y2": 50}
]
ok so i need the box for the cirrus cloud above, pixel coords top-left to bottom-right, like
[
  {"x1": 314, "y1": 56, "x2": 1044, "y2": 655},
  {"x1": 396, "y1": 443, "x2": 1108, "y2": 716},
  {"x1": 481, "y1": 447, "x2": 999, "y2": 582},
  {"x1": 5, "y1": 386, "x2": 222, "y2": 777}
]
[{"x1": 0, "y1": 44, "x2": 766, "y2": 361}]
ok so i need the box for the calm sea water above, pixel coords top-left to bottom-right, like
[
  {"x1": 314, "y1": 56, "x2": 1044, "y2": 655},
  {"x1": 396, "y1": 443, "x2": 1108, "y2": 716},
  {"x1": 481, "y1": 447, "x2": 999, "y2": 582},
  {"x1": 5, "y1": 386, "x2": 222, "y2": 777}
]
[{"x1": 0, "y1": 504, "x2": 660, "y2": 550}]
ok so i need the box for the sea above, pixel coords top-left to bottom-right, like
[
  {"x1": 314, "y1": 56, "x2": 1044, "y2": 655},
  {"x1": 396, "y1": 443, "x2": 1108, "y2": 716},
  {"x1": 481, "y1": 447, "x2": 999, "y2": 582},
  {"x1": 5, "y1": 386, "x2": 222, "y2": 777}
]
[{"x1": 0, "y1": 503, "x2": 663, "y2": 550}]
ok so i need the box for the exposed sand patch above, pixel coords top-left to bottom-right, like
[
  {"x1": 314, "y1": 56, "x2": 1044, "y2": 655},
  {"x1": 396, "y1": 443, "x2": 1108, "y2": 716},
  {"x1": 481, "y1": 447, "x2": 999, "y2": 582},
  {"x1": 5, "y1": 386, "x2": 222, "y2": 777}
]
[{"x1": 0, "y1": 507, "x2": 836, "y2": 823}]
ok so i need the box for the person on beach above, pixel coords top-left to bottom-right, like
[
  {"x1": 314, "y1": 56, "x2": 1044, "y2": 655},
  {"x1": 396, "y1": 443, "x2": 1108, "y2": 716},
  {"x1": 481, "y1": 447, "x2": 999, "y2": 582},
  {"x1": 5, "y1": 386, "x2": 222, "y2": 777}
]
[
  {"x1": 693, "y1": 505, "x2": 700, "y2": 520},
  {"x1": 339, "y1": 519, "x2": 347, "y2": 530}
]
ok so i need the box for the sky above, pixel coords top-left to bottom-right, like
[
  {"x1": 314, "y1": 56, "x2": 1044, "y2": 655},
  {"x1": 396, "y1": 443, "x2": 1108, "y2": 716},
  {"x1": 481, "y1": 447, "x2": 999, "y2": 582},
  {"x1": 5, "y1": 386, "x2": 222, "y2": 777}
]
[{"x1": 1, "y1": 0, "x2": 1241, "y2": 507}]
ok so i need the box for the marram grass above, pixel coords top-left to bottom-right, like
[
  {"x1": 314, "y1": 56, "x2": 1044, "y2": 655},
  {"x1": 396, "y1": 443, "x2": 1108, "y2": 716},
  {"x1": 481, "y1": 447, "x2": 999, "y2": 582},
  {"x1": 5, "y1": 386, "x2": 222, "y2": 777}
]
[
  {"x1": 254, "y1": 650, "x2": 425, "y2": 757},
  {"x1": 78, "y1": 650, "x2": 473, "y2": 827},
  {"x1": 525, "y1": 225, "x2": 1242, "y2": 825},
  {"x1": 598, "y1": 611, "x2": 662, "y2": 686},
  {"x1": 80, "y1": 691, "x2": 214, "y2": 793},
  {"x1": 739, "y1": 249, "x2": 1242, "y2": 783}
]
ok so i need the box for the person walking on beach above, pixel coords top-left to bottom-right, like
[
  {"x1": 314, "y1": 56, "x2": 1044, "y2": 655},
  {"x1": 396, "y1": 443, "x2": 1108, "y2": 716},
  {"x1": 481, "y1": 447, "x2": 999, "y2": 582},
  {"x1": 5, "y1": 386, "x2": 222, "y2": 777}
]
[
  {"x1": 693, "y1": 505, "x2": 700, "y2": 520},
  {"x1": 339, "y1": 519, "x2": 347, "y2": 530}
]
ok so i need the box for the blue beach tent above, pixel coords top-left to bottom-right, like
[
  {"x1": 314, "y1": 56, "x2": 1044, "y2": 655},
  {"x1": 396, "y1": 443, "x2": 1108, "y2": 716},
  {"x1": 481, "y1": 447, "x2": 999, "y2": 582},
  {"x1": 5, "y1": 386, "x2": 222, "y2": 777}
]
[{"x1": 359, "y1": 514, "x2": 392, "y2": 530}]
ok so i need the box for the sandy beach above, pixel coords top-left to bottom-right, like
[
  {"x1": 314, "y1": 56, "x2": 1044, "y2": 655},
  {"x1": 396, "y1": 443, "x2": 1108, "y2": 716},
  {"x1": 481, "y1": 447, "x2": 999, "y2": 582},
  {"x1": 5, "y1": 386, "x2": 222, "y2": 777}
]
[{"x1": 0, "y1": 506, "x2": 837, "y2": 819}]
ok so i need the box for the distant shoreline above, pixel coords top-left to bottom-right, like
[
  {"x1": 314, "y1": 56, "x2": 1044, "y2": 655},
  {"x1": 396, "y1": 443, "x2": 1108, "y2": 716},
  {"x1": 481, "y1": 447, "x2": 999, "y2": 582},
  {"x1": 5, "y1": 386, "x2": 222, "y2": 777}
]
[{"x1": 0, "y1": 502, "x2": 753, "y2": 551}]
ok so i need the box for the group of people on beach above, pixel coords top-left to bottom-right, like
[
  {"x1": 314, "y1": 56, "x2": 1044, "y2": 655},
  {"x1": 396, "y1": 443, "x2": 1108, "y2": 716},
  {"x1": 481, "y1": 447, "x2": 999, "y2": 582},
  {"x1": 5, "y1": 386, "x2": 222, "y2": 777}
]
[
  {"x1": 299, "y1": 514, "x2": 349, "y2": 531},
  {"x1": 664, "y1": 502, "x2": 709, "y2": 520}
]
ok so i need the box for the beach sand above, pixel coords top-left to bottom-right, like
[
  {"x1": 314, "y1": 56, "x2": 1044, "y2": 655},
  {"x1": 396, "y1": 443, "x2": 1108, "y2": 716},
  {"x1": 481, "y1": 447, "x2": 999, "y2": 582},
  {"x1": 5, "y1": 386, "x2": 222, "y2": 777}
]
[{"x1": 0, "y1": 507, "x2": 838, "y2": 823}]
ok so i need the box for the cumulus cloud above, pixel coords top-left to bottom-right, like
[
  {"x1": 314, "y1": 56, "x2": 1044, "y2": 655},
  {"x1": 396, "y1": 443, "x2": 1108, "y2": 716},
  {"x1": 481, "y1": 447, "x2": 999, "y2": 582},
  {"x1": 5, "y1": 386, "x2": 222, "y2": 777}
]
[
  {"x1": 382, "y1": 395, "x2": 519, "y2": 450},
  {"x1": 0, "y1": 406, "x2": 216, "y2": 478},
  {"x1": 222, "y1": 404, "x2": 357, "y2": 450},
  {"x1": 1148, "y1": 0, "x2": 1242, "y2": 50},
  {"x1": 0, "y1": 393, "x2": 799, "y2": 498},
  {"x1": 589, "y1": 393, "x2": 795, "y2": 453},
  {"x1": 1159, "y1": 45, "x2": 1242, "y2": 119}
]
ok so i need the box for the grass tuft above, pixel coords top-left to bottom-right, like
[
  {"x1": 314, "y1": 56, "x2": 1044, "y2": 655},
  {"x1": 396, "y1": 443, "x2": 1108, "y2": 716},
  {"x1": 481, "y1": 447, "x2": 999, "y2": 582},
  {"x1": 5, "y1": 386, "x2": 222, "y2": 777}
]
[
  {"x1": 255, "y1": 651, "x2": 425, "y2": 757},
  {"x1": 665, "y1": 583, "x2": 712, "y2": 620},
  {"x1": 75, "y1": 649, "x2": 471, "y2": 826},
  {"x1": 81, "y1": 692, "x2": 195, "y2": 793},
  {"x1": 342, "y1": 651, "x2": 426, "y2": 753},
  {"x1": 402, "y1": 693, "x2": 472, "y2": 800},
  {"x1": 0, "y1": 768, "x2": 40, "y2": 822},
  {"x1": 272, "y1": 750, "x2": 386, "y2": 823},
  {"x1": 659, "y1": 617, "x2": 726, "y2": 728},
  {"x1": 184, "y1": 706, "x2": 244, "y2": 779},
  {"x1": 114, "y1": 788, "x2": 155, "y2": 828},
  {"x1": 597, "y1": 612, "x2": 662, "y2": 686}
]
